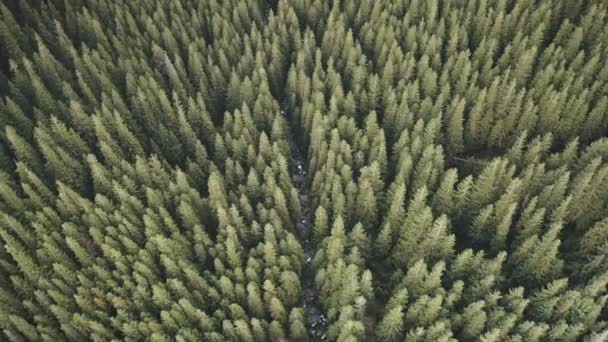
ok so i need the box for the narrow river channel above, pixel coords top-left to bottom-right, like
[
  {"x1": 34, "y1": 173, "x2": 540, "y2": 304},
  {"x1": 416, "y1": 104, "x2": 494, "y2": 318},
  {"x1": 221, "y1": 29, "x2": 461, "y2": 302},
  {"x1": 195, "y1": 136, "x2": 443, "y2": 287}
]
[{"x1": 287, "y1": 107, "x2": 328, "y2": 341}]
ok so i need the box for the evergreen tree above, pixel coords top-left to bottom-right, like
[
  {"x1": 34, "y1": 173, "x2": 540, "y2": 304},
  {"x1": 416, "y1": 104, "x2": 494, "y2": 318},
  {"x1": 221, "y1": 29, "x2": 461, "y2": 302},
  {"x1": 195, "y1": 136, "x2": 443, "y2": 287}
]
[{"x1": 0, "y1": 1, "x2": 607, "y2": 340}]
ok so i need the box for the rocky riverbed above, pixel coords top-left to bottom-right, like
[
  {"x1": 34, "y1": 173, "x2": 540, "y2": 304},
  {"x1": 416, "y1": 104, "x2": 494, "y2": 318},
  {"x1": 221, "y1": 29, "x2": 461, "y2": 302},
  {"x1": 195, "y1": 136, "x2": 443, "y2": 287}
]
[{"x1": 289, "y1": 130, "x2": 328, "y2": 341}]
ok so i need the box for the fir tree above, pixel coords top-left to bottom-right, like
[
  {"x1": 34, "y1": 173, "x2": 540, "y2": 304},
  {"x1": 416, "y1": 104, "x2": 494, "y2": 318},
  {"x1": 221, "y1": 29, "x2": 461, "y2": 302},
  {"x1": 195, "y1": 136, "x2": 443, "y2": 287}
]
[{"x1": 0, "y1": 1, "x2": 607, "y2": 340}]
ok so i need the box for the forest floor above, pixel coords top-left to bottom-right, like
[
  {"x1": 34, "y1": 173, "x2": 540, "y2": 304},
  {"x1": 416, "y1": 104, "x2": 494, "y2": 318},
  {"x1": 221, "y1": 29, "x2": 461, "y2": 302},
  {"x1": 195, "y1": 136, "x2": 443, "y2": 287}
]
[{"x1": 287, "y1": 109, "x2": 328, "y2": 340}]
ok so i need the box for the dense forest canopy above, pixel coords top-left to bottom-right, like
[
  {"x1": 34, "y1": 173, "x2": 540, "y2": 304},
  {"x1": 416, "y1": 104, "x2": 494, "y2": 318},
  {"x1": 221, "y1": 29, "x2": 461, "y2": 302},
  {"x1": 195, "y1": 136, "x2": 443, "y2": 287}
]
[{"x1": 0, "y1": 0, "x2": 608, "y2": 341}]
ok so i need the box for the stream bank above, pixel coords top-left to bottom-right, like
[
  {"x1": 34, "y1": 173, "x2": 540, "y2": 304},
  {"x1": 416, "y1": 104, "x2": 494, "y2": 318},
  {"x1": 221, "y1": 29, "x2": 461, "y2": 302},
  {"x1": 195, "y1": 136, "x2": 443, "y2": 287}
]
[{"x1": 286, "y1": 107, "x2": 328, "y2": 341}]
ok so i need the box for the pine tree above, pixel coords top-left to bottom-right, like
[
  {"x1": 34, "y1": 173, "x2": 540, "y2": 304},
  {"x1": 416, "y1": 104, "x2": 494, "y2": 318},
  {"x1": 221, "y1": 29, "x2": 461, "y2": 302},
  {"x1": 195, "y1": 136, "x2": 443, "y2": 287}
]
[
  {"x1": 288, "y1": 308, "x2": 307, "y2": 341},
  {"x1": 0, "y1": 1, "x2": 607, "y2": 340},
  {"x1": 377, "y1": 306, "x2": 404, "y2": 341},
  {"x1": 446, "y1": 97, "x2": 465, "y2": 155},
  {"x1": 356, "y1": 178, "x2": 377, "y2": 228},
  {"x1": 459, "y1": 301, "x2": 487, "y2": 338}
]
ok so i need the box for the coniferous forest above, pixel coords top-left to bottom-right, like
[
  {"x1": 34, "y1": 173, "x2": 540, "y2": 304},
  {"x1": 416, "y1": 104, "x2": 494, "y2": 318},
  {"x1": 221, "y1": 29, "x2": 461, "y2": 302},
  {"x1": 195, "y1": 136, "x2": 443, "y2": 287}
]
[{"x1": 1, "y1": 0, "x2": 608, "y2": 341}]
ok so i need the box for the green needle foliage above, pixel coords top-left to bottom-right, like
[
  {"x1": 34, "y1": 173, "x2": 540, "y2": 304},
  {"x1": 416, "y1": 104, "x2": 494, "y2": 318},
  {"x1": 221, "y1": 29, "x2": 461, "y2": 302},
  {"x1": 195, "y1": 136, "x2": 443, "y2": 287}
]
[{"x1": 0, "y1": 0, "x2": 607, "y2": 341}]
